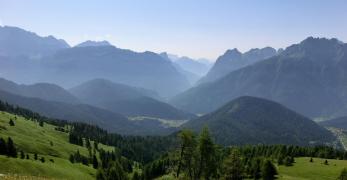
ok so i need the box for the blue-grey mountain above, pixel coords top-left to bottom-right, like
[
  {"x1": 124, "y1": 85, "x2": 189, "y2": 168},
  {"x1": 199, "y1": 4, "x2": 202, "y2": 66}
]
[
  {"x1": 0, "y1": 26, "x2": 69, "y2": 58},
  {"x1": 198, "y1": 47, "x2": 278, "y2": 84},
  {"x1": 70, "y1": 79, "x2": 194, "y2": 120},
  {"x1": 171, "y1": 37, "x2": 347, "y2": 118}
]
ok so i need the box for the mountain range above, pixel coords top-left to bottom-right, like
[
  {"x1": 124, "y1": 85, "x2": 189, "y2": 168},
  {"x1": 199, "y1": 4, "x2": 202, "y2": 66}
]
[
  {"x1": 171, "y1": 37, "x2": 347, "y2": 119},
  {"x1": 0, "y1": 26, "x2": 192, "y2": 98},
  {"x1": 0, "y1": 26, "x2": 69, "y2": 58},
  {"x1": 198, "y1": 47, "x2": 278, "y2": 84}
]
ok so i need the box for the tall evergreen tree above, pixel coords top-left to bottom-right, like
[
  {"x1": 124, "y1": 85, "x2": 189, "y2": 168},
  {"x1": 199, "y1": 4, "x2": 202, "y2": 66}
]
[
  {"x1": 0, "y1": 138, "x2": 7, "y2": 155},
  {"x1": 93, "y1": 154, "x2": 99, "y2": 169},
  {"x1": 261, "y1": 160, "x2": 277, "y2": 180},
  {"x1": 96, "y1": 169, "x2": 106, "y2": 180},
  {"x1": 223, "y1": 149, "x2": 243, "y2": 180},
  {"x1": 196, "y1": 126, "x2": 217, "y2": 179},
  {"x1": 339, "y1": 168, "x2": 347, "y2": 180},
  {"x1": 20, "y1": 150, "x2": 25, "y2": 159},
  {"x1": 7, "y1": 137, "x2": 17, "y2": 158},
  {"x1": 106, "y1": 161, "x2": 127, "y2": 180},
  {"x1": 176, "y1": 129, "x2": 195, "y2": 178},
  {"x1": 9, "y1": 119, "x2": 15, "y2": 126}
]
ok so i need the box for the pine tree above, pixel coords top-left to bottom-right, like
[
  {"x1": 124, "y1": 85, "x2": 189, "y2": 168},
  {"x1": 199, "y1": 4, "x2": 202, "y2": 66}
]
[
  {"x1": 20, "y1": 150, "x2": 25, "y2": 159},
  {"x1": 94, "y1": 141, "x2": 99, "y2": 151},
  {"x1": 96, "y1": 169, "x2": 106, "y2": 180},
  {"x1": 0, "y1": 138, "x2": 7, "y2": 155},
  {"x1": 277, "y1": 155, "x2": 284, "y2": 165},
  {"x1": 261, "y1": 160, "x2": 277, "y2": 180},
  {"x1": 107, "y1": 161, "x2": 127, "y2": 180},
  {"x1": 9, "y1": 119, "x2": 15, "y2": 126},
  {"x1": 338, "y1": 168, "x2": 347, "y2": 180},
  {"x1": 7, "y1": 137, "x2": 17, "y2": 158},
  {"x1": 223, "y1": 149, "x2": 243, "y2": 180},
  {"x1": 284, "y1": 156, "x2": 293, "y2": 166},
  {"x1": 93, "y1": 154, "x2": 98, "y2": 169},
  {"x1": 132, "y1": 171, "x2": 140, "y2": 180},
  {"x1": 176, "y1": 129, "x2": 195, "y2": 178},
  {"x1": 251, "y1": 158, "x2": 262, "y2": 179},
  {"x1": 196, "y1": 126, "x2": 217, "y2": 179},
  {"x1": 69, "y1": 154, "x2": 75, "y2": 163},
  {"x1": 86, "y1": 139, "x2": 91, "y2": 149}
]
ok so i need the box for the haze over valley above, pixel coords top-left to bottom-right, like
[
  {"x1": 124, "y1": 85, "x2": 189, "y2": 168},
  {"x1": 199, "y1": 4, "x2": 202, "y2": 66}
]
[{"x1": 1, "y1": 1, "x2": 347, "y2": 179}]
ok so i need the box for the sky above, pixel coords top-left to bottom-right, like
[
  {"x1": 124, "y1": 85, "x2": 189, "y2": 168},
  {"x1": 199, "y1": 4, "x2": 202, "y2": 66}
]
[{"x1": 0, "y1": 0, "x2": 347, "y2": 60}]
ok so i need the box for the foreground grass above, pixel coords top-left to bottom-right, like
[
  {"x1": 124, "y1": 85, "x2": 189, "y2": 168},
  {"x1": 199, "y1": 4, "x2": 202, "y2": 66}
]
[
  {"x1": 0, "y1": 154, "x2": 95, "y2": 180},
  {"x1": 0, "y1": 111, "x2": 115, "y2": 179},
  {"x1": 278, "y1": 157, "x2": 347, "y2": 180}
]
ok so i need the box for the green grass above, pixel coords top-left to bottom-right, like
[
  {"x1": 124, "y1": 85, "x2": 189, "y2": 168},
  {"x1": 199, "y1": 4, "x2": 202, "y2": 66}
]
[
  {"x1": 0, "y1": 154, "x2": 95, "y2": 180},
  {"x1": 0, "y1": 111, "x2": 115, "y2": 179},
  {"x1": 278, "y1": 157, "x2": 347, "y2": 180}
]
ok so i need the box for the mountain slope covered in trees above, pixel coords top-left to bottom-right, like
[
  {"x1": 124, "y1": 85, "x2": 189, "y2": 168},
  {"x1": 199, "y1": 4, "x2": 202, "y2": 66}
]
[{"x1": 183, "y1": 96, "x2": 335, "y2": 145}]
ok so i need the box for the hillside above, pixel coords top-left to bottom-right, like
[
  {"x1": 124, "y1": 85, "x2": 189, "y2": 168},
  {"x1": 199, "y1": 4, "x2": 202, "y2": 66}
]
[
  {"x1": 70, "y1": 79, "x2": 194, "y2": 120},
  {"x1": 0, "y1": 78, "x2": 80, "y2": 104},
  {"x1": 0, "y1": 89, "x2": 139, "y2": 134},
  {"x1": 183, "y1": 96, "x2": 335, "y2": 145},
  {"x1": 171, "y1": 37, "x2": 347, "y2": 118},
  {"x1": 0, "y1": 111, "x2": 113, "y2": 179}
]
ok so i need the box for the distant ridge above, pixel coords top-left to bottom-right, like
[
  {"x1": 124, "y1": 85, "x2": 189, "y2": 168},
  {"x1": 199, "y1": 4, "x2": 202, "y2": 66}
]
[
  {"x1": 183, "y1": 96, "x2": 335, "y2": 145},
  {"x1": 75, "y1": 40, "x2": 112, "y2": 47}
]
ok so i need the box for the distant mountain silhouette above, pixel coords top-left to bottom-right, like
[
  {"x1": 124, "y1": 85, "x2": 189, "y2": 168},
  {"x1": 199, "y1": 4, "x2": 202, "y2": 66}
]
[
  {"x1": 198, "y1": 47, "x2": 278, "y2": 84},
  {"x1": 320, "y1": 116, "x2": 347, "y2": 130},
  {"x1": 0, "y1": 78, "x2": 79, "y2": 104},
  {"x1": 37, "y1": 46, "x2": 190, "y2": 97},
  {"x1": 183, "y1": 96, "x2": 335, "y2": 145},
  {"x1": 0, "y1": 26, "x2": 69, "y2": 58},
  {"x1": 0, "y1": 26, "x2": 190, "y2": 98},
  {"x1": 169, "y1": 55, "x2": 211, "y2": 76},
  {"x1": 70, "y1": 79, "x2": 195, "y2": 120},
  {"x1": 160, "y1": 52, "x2": 200, "y2": 85},
  {"x1": 75, "y1": 40, "x2": 112, "y2": 47},
  {"x1": 171, "y1": 37, "x2": 347, "y2": 118}
]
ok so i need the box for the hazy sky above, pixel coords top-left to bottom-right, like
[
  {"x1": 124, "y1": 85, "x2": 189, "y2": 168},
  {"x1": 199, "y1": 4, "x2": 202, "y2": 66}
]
[{"x1": 1, "y1": 0, "x2": 347, "y2": 60}]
